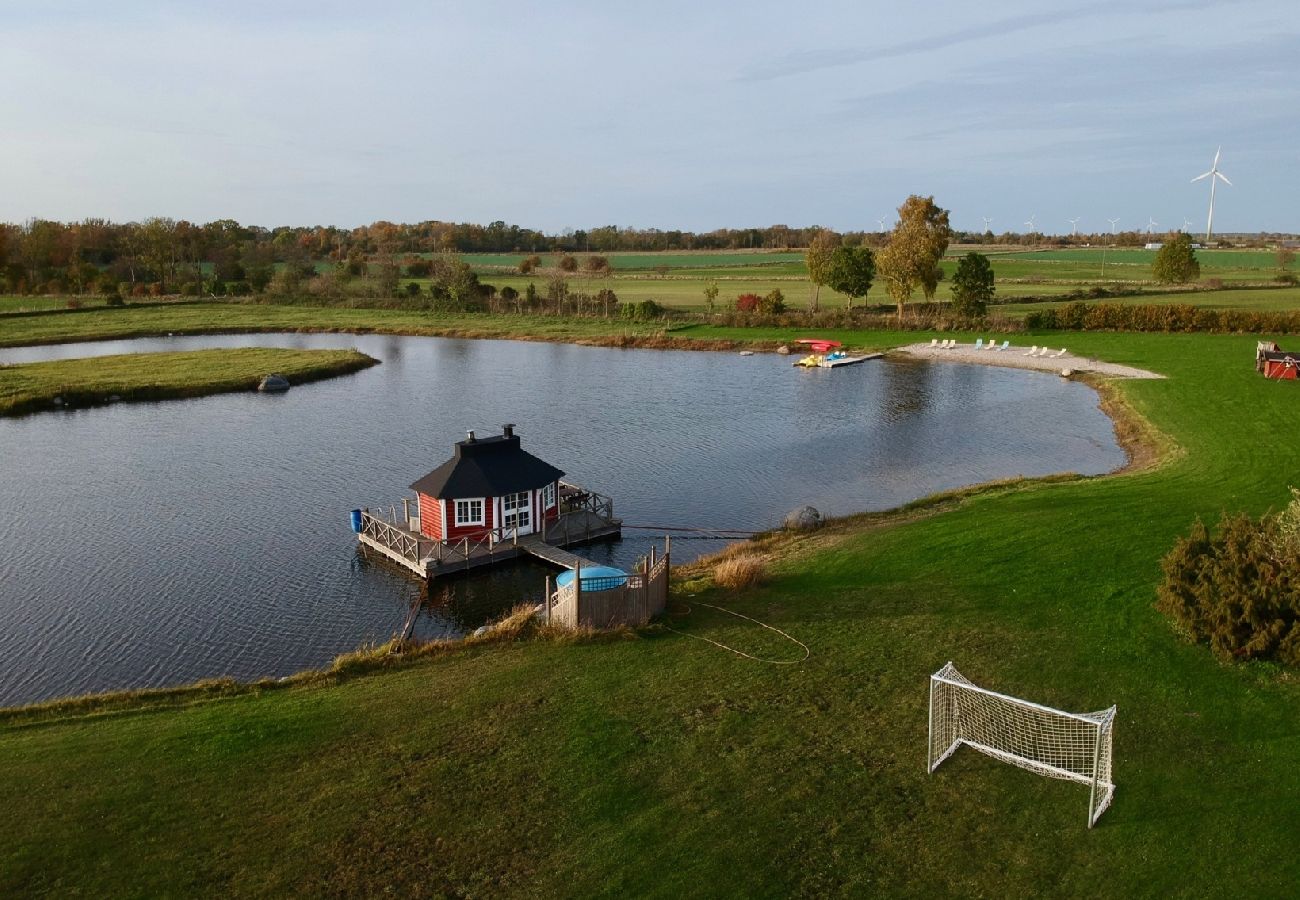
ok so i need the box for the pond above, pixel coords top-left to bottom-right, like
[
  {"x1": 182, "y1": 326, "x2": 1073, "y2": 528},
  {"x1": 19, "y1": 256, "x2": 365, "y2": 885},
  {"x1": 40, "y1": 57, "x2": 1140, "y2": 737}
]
[{"x1": 0, "y1": 333, "x2": 1126, "y2": 705}]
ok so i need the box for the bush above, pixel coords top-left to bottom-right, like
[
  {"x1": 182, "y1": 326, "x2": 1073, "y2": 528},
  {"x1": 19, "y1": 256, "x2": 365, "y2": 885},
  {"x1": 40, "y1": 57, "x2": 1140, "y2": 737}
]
[
  {"x1": 759, "y1": 289, "x2": 785, "y2": 315},
  {"x1": 951, "y1": 252, "x2": 995, "y2": 317},
  {"x1": 65, "y1": 298, "x2": 83, "y2": 310},
  {"x1": 1157, "y1": 490, "x2": 1300, "y2": 665},
  {"x1": 1153, "y1": 233, "x2": 1201, "y2": 284},
  {"x1": 713, "y1": 555, "x2": 767, "y2": 590},
  {"x1": 179, "y1": 282, "x2": 200, "y2": 297},
  {"x1": 405, "y1": 281, "x2": 423, "y2": 298},
  {"x1": 106, "y1": 294, "x2": 125, "y2": 307},
  {"x1": 735, "y1": 293, "x2": 761, "y2": 313},
  {"x1": 226, "y1": 280, "x2": 253, "y2": 297}
]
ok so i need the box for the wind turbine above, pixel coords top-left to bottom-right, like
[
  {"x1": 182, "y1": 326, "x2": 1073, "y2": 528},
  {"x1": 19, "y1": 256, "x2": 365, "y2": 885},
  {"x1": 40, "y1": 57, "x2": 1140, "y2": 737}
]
[
  {"x1": 1146, "y1": 216, "x2": 1159, "y2": 235},
  {"x1": 877, "y1": 218, "x2": 886, "y2": 234},
  {"x1": 1182, "y1": 218, "x2": 1193, "y2": 233},
  {"x1": 1107, "y1": 217, "x2": 1120, "y2": 235},
  {"x1": 1191, "y1": 146, "x2": 1232, "y2": 242},
  {"x1": 982, "y1": 216, "x2": 993, "y2": 233},
  {"x1": 1023, "y1": 215, "x2": 1036, "y2": 233},
  {"x1": 1067, "y1": 217, "x2": 1080, "y2": 236}
]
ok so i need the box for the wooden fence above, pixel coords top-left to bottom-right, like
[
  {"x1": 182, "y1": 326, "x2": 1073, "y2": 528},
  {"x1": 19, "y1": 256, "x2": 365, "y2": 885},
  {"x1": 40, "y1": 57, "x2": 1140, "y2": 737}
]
[{"x1": 546, "y1": 541, "x2": 670, "y2": 629}]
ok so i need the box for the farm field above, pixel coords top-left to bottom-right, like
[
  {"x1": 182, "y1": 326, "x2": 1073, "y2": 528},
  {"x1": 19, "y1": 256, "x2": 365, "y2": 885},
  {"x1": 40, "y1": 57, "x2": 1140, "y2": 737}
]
[
  {"x1": 2, "y1": 326, "x2": 1298, "y2": 896},
  {"x1": 996, "y1": 285, "x2": 1300, "y2": 319}
]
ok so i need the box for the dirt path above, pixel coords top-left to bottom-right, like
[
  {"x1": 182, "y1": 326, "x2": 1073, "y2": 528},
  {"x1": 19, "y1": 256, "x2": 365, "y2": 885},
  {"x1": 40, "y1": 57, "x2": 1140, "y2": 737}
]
[{"x1": 893, "y1": 342, "x2": 1165, "y2": 379}]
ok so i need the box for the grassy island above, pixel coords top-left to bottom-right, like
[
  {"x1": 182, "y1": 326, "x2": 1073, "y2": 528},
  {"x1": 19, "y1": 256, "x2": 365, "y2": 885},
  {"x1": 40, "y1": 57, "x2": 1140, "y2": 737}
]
[
  {"x1": 0, "y1": 347, "x2": 377, "y2": 416},
  {"x1": 1, "y1": 309, "x2": 1298, "y2": 896}
]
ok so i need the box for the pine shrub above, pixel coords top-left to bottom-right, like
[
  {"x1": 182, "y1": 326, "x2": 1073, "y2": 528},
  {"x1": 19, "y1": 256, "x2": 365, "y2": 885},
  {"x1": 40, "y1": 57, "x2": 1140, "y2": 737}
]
[{"x1": 1157, "y1": 491, "x2": 1300, "y2": 665}]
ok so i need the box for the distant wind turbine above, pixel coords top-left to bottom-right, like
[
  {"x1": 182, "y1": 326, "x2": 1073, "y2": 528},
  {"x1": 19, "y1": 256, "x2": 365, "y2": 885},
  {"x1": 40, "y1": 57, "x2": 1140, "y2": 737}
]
[
  {"x1": 1023, "y1": 215, "x2": 1036, "y2": 233},
  {"x1": 1191, "y1": 146, "x2": 1232, "y2": 242},
  {"x1": 1146, "y1": 217, "x2": 1159, "y2": 235},
  {"x1": 982, "y1": 216, "x2": 993, "y2": 233},
  {"x1": 1182, "y1": 218, "x2": 1193, "y2": 232},
  {"x1": 1067, "y1": 217, "x2": 1080, "y2": 236},
  {"x1": 1107, "y1": 217, "x2": 1120, "y2": 235},
  {"x1": 877, "y1": 218, "x2": 886, "y2": 234}
]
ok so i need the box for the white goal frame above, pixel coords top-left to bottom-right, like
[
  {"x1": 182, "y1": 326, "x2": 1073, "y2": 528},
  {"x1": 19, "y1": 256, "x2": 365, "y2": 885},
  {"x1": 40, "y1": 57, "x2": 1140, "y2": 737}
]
[{"x1": 927, "y1": 662, "x2": 1116, "y2": 828}]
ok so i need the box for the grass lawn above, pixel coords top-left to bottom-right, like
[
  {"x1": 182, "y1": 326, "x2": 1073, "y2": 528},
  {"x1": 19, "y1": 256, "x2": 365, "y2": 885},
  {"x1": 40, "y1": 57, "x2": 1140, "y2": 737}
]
[
  {"x1": 0, "y1": 347, "x2": 376, "y2": 416},
  {"x1": 1, "y1": 316, "x2": 1299, "y2": 895}
]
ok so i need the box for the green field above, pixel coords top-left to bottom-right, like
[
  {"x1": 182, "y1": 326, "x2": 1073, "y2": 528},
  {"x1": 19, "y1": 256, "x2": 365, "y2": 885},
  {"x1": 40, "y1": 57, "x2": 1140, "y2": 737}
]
[
  {"x1": 996, "y1": 286, "x2": 1300, "y2": 319},
  {"x1": 0, "y1": 347, "x2": 376, "y2": 416},
  {"x1": 2, "y1": 310, "x2": 1299, "y2": 895}
]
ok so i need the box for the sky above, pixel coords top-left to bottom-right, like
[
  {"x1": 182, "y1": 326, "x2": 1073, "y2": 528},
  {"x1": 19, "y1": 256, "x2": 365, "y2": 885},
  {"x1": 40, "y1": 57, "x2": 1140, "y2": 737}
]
[{"x1": 1, "y1": 0, "x2": 1296, "y2": 234}]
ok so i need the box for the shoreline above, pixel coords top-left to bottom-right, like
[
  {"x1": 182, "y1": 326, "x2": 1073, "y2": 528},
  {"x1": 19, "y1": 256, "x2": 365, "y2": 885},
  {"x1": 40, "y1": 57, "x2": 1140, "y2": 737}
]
[{"x1": 892, "y1": 341, "x2": 1165, "y2": 379}]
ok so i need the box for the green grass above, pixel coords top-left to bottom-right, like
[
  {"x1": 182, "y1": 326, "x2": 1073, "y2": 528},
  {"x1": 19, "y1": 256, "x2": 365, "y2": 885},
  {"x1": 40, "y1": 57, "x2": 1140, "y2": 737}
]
[
  {"x1": 996, "y1": 286, "x2": 1300, "y2": 319},
  {"x1": 0, "y1": 347, "x2": 377, "y2": 416},
  {"x1": 1, "y1": 316, "x2": 1299, "y2": 895}
]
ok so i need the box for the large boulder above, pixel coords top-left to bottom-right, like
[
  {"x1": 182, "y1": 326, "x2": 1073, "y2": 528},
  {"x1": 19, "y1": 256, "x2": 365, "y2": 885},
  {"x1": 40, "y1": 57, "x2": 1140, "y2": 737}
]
[
  {"x1": 784, "y1": 505, "x2": 823, "y2": 531},
  {"x1": 258, "y1": 374, "x2": 291, "y2": 393}
]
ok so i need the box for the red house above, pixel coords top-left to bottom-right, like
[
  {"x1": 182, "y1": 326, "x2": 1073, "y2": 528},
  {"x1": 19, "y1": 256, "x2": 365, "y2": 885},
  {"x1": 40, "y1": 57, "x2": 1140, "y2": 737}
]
[{"x1": 410, "y1": 425, "x2": 564, "y2": 542}]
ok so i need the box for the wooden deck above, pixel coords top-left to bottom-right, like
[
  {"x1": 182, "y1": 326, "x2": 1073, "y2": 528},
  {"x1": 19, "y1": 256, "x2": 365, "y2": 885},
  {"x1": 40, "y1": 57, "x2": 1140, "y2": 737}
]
[{"x1": 356, "y1": 488, "x2": 621, "y2": 580}]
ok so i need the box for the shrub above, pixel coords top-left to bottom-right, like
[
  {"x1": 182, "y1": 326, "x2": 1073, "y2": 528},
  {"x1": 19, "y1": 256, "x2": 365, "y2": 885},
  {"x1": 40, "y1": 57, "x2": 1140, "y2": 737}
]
[
  {"x1": 759, "y1": 288, "x2": 786, "y2": 315},
  {"x1": 65, "y1": 298, "x2": 83, "y2": 310},
  {"x1": 405, "y1": 281, "x2": 423, "y2": 298},
  {"x1": 180, "y1": 282, "x2": 200, "y2": 297},
  {"x1": 227, "y1": 280, "x2": 253, "y2": 297},
  {"x1": 1156, "y1": 490, "x2": 1300, "y2": 666},
  {"x1": 735, "y1": 292, "x2": 761, "y2": 313},
  {"x1": 106, "y1": 294, "x2": 125, "y2": 307},
  {"x1": 714, "y1": 555, "x2": 767, "y2": 590},
  {"x1": 556, "y1": 253, "x2": 578, "y2": 272}
]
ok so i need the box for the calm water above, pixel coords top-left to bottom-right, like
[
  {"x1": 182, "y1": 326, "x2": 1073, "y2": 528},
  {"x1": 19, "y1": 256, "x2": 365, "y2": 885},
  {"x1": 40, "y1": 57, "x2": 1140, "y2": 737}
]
[{"x1": 0, "y1": 334, "x2": 1125, "y2": 705}]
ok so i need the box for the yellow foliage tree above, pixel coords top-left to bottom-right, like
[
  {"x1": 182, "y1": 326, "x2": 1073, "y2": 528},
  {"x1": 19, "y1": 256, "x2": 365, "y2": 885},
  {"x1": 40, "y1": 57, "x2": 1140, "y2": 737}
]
[{"x1": 877, "y1": 195, "x2": 951, "y2": 318}]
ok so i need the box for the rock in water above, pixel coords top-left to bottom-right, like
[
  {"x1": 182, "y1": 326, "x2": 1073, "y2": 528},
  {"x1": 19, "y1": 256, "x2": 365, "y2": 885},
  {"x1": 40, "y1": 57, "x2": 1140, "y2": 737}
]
[
  {"x1": 776, "y1": 345, "x2": 791, "y2": 355},
  {"x1": 784, "y1": 505, "x2": 823, "y2": 531},
  {"x1": 258, "y1": 374, "x2": 291, "y2": 393}
]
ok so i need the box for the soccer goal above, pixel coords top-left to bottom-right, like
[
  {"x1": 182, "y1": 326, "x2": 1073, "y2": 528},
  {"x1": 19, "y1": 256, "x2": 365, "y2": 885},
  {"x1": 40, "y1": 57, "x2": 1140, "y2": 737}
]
[{"x1": 927, "y1": 662, "x2": 1116, "y2": 828}]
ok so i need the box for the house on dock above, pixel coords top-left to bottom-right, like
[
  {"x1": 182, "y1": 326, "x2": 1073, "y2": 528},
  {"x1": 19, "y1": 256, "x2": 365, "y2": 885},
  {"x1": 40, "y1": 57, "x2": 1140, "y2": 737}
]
[
  {"x1": 354, "y1": 425, "x2": 621, "y2": 579},
  {"x1": 411, "y1": 425, "x2": 562, "y2": 541}
]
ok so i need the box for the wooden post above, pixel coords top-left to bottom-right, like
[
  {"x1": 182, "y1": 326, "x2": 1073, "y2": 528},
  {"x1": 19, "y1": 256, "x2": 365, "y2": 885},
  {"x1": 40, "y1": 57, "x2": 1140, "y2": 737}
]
[
  {"x1": 544, "y1": 575, "x2": 552, "y2": 626},
  {"x1": 402, "y1": 497, "x2": 410, "y2": 526},
  {"x1": 573, "y1": 562, "x2": 582, "y2": 627},
  {"x1": 664, "y1": 534, "x2": 671, "y2": 565}
]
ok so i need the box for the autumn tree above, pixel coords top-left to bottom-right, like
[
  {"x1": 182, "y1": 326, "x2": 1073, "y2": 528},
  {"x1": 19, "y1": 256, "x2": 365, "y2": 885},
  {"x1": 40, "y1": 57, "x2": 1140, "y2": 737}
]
[
  {"x1": 950, "y1": 252, "x2": 995, "y2": 317},
  {"x1": 825, "y1": 245, "x2": 875, "y2": 308},
  {"x1": 583, "y1": 255, "x2": 610, "y2": 275},
  {"x1": 877, "y1": 195, "x2": 951, "y2": 319},
  {"x1": 1152, "y1": 232, "x2": 1200, "y2": 284},
  {"x1": 703, "y1": 281, "x2": 719, "y2": 312},
  {"x1": 804, "y1": 228, "x2": 840, "y2": 312}
]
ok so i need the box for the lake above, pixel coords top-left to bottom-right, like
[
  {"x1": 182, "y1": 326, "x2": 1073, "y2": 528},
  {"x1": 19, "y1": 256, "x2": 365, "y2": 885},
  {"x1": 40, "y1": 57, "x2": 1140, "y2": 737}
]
[{"x1": 0, "y1": 333, "x2": 1126, "y2": 705}]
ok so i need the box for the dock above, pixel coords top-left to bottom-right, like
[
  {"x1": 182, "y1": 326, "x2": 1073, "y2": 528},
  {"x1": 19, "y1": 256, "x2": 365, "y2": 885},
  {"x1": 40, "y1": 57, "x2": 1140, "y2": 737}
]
[
  {"x1": 794, "y1": 352, "x2": 882, "y2": 369},
  {"x1": 356, "y1": 483, "x2": 621, "y2": 579}
]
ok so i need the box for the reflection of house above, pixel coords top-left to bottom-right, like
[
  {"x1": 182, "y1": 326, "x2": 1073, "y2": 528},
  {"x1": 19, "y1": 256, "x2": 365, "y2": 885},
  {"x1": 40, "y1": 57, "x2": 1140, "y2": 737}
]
[
  {"x1": 1256, "y1": 341, "x2": 1298, "y2": 381},
  {"x1": 410, "y1": 425, "x2": 563, "y2": 541}
]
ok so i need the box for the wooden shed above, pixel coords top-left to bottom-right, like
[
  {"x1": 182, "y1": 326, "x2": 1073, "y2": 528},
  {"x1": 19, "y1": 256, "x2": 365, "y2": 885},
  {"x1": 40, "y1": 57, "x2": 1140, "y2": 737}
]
[
  {"x1": 410, "y1": 425, "x2": 564, "y2": 542},
  {"x1": 1256, "y1": 341, "x2": 1298, "y2": 381}
]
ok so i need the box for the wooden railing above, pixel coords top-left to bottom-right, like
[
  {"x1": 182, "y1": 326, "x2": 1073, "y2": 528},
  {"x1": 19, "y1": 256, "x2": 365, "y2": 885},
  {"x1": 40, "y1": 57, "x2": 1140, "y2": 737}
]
[
  {"x1": 360, "y1": 511, "x2": 435, "y2": 565},
  {"x1": 559, "y1": 481, "x2": 615, "y2": 521},
  {"x1": 546, "y1": 540, "x2": 670, "y2": 629}
]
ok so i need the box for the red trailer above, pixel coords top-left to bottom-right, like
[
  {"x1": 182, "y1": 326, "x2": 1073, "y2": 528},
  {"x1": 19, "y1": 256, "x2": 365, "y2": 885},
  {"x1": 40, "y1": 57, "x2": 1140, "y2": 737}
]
[{"x1": 1256, "y1": 341, "x2": 1298, "y2": 381}]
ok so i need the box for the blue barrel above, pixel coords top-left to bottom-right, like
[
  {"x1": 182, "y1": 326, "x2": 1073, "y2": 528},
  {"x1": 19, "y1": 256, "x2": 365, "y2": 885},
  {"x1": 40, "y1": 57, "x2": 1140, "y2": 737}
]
[{"x1": 350, "y1": 509, "x2": 363, "y2": 533}]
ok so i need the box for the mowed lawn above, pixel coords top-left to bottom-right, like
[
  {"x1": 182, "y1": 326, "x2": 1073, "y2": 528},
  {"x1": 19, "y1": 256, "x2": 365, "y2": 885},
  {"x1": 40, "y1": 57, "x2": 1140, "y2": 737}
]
[{"x1": 1, "y1": 327, "x2": 1298, "y2": 896}]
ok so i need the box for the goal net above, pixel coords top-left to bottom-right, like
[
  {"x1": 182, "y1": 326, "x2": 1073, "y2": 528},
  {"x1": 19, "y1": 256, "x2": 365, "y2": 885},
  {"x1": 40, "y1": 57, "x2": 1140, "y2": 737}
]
[{"x1": 928, "y1": 662, "x2": 1116, "y2": 828}]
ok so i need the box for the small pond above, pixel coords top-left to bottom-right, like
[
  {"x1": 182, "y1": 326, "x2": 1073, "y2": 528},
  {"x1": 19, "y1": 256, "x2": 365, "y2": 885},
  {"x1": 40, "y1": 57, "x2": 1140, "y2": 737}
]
[{"x1": 0, "y1": 333, "x2": 1126, "y2": 704}]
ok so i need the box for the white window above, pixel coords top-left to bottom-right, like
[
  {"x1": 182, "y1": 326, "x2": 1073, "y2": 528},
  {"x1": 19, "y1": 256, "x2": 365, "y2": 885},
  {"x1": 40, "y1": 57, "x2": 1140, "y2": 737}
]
[
  {"x1": 542, "y1": 482, "x2": 556, "y2": 509},
  {"x1": 454, "y1": 498, "x2": 484, "y2": 527}
]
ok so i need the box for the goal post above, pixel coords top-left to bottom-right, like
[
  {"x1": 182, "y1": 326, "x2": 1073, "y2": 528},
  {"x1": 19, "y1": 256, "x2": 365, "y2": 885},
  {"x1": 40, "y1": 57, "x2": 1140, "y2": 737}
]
[{"x1": 928, "y1": 662, "x2": 1116, "y2": 828}]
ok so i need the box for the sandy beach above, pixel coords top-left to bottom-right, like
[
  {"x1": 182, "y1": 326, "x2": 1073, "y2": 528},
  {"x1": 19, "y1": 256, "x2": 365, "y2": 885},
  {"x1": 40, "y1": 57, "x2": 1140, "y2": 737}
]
[{"x1": 894, "y1": 341, "x2": 1165, "y2": 379}]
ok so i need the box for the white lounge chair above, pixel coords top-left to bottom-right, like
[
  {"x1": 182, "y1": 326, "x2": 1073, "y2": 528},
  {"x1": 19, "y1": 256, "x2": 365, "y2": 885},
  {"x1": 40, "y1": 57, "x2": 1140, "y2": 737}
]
[
  {"x1": 947, "y1": 339, "x2": 957, "y2": 349},
  {"x1": 1024, "y1": 345, "x2": 1039, "y2": 356},
  {"x1": 929, "y1": 338, "x2": 939, "y2": 348},
  {"x1": 974, "y1": 338, "x2": 984, "y2": 351},
  {"x1": 1034, "y1": 347, "x2": 1050, "y2": 357},
  {"x1": 996, "y1": 340, "x2": 1010, "y2": 351},
  {"x1": 1053, "y1": 348, "x2": 1068, "y2": 358}
]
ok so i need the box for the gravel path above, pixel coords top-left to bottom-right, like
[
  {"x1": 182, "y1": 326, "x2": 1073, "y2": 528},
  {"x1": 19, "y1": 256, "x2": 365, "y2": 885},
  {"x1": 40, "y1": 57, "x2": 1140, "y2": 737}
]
[{"x1": 894, "y1": 342, "x2": 1165, "y2": 379}]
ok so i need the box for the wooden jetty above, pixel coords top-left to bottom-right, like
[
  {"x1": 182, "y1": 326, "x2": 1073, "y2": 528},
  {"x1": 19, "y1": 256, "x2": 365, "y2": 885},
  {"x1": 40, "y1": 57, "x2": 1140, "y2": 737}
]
[
  {"x1": 794, "y1": 352, "x2": 882, "y2": 369},
  {"x1": 356, "y1": 481, "x2": 622, "y2": 579}
]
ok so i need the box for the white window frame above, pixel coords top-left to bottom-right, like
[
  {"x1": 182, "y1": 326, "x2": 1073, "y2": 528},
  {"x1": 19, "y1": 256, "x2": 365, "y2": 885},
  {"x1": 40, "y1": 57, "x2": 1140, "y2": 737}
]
[
  {"x1": 542, "y1": 482, "x2": 556, "y2": 509},
  {"x1": 453, "y1": 498, "x2": 485, "y2": 527}
]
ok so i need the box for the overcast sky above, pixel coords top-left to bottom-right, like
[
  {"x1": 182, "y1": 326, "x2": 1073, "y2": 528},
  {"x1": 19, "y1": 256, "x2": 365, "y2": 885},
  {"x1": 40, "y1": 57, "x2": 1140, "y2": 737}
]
[{"x1": 2, "y1": 0, "x2": 1295, "y2": 234}]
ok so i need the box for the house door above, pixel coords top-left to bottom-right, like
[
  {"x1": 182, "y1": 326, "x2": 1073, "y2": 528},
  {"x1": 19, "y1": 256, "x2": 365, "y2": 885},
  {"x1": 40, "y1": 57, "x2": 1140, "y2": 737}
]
[{"x1": 501, "y1": 491, "x2": 533, "y2": 536}]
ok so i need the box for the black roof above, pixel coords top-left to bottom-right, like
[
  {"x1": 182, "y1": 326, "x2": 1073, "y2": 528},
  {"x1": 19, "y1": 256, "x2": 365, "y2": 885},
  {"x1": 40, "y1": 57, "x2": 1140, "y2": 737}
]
[{"x1": 410, "y1": 431, "x2": 564, "y2": 499}]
